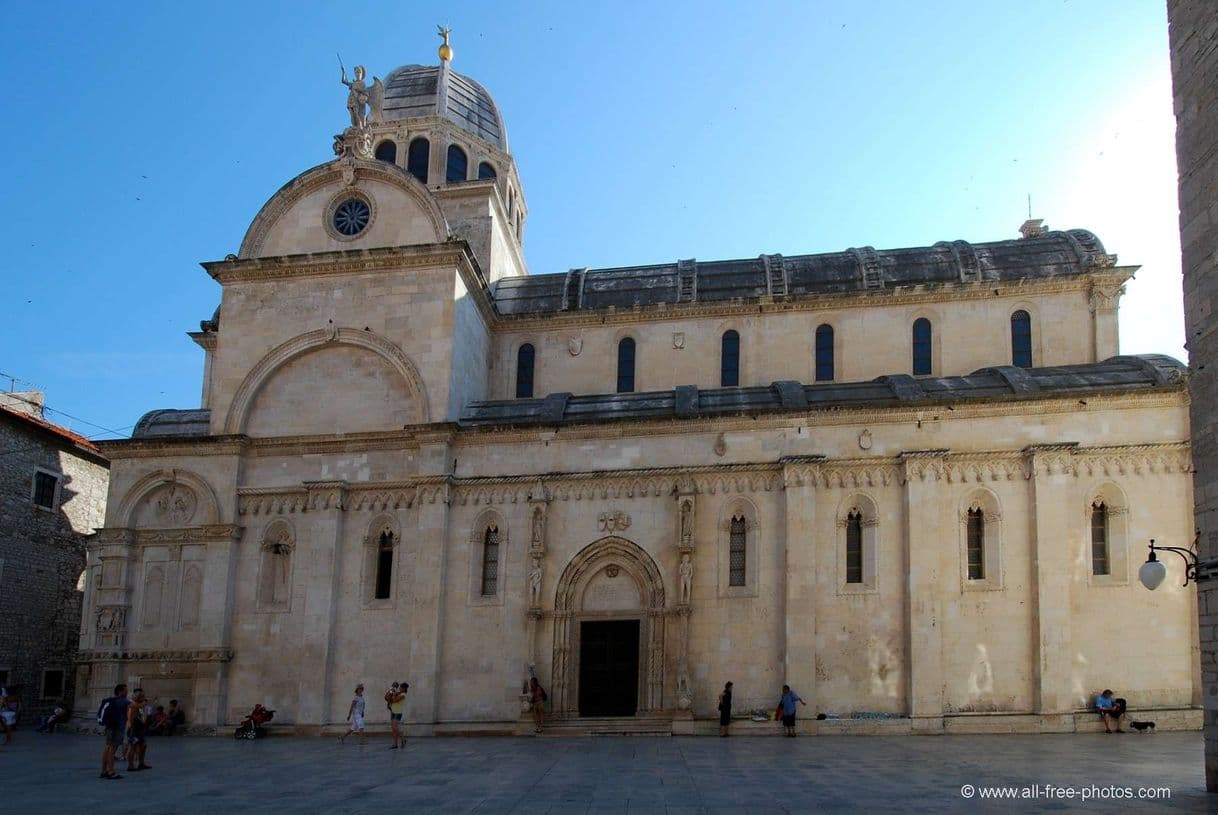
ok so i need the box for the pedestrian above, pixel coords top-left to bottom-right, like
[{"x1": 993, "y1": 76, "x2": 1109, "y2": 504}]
[
  {"x1": 126, "y1": 688, "x2": 152, "y2": 771},
  {"x1": 98, "y1": 683, "x2": 131, "y2": 779},
  {"x1": 528, "y1": 677, "x2": 547, "y2": 734},
  {"x1": 340, "y1": 684, "x2": 367, "y2": 743},
  {"x1": 1095, "y1": 689, "x2": 1126, "y2": 733},
  {"x1": 718, "y1": 681, "x2": 733, "y2": 737},
  {"x1": 386, "y1": 681, "x2": 408, "y2": 749},
  {"x1": 0, "y1": 687, "x2": 17, "y2": 745},
  {"x1": 777, "y1": 684, "x2": 807, "y2": 737}
]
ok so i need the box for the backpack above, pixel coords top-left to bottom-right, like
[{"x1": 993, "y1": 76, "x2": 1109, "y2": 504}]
[{"x1": 97, "y1": 697, "x2": 124, "y2": 728}]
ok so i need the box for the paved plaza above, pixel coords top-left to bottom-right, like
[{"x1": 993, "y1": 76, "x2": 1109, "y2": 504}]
[{"x1": 1, "y1": 731, "x2": 1214, "y2": 813}]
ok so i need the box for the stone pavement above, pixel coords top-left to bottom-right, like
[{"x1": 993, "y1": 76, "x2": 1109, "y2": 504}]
[{"x1": 0, "y1": 731, "x2": 1214, "y2": 813}]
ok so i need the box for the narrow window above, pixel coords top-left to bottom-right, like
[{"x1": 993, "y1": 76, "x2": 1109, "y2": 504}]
[
  {"x1": 41, "y1": 669, "x2": 64, "y2": 699},
  {"x1": 446, "y1": 144, "x2": 468, "y2": 183},
  {"x1": 374, "y1": 140, "x2": 397, "y2": 164},
  {"x1": 374, "y1": 531, "x2": 394, "y2": 600},
  {"x1": 617, "y1": 337, "x2": 636, "y2": 393},
  {"x1": 478, "y1": 161, "x2": 496, "y2": 180},
  {"x1": 516, "y1": 343, "x2": 535, "y2": 398},
  {"x1": 1091, "y1": 502, "x2": 1110, "y2": 576},
  {"x1": 729, "y1": 515, "x2": 747, "y2": 587},
  {"x1": 1011, "y1": 310, "x2": 1032, "y2": 368},
  {"x1": 721, "y1": 330, "x2": 740, "y2": 387},
  {"x1": 912, "y1": 318, "x2": 932, "y2": 376},
  {"x1": 407, "y1": 137, "x2": 430, "y2": 184},
  {"x1": 32, "y1": 471, "x2": 57, "y2": 509},
  {"x1": 966, "y1": 508, "x2": 985, "y2": 580},
  {"x1": 480, "y1": 525, "x2": 500, "y2": 596},
  {"x1": 815, "y1": 324, "x2": 834, "y2": 382},
  {"x1": 845, "y1": 511, "x2": 863, "y2": 584},
  {"x1": 508, "y1": 189, "x2": 515, "y2": 220}
]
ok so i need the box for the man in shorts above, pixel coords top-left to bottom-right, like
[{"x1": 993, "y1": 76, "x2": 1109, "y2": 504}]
[
  {"x1": 126, "y1": 688, "x2": 151, "y2": 771},
  {"x1": 99, "y1": 684, "x2": 131, "y2": 779},
  {"x1": 339, "y1": 684, "x2": 367, "y2": 744}
]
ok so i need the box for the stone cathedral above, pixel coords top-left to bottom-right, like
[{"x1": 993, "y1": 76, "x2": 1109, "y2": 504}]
[{"x1": 81, "y1": 39, "x2": 1201, "y2": 735}]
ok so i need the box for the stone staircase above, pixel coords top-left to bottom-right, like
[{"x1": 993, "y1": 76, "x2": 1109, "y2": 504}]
[{"x1": 532, "y1": 714, "x2": 674, "y2": 737}]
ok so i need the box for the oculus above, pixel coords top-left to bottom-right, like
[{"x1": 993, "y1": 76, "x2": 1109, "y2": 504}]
[{"x1": 332, "y1": 197, "x2": 371, "y2": 236}]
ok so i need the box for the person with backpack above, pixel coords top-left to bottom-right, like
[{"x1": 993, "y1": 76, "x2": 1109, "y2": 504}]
[
  {"x1": 528, "y1": 677, "x2": 547, "y2": 734},
  {"x1": 98, "y1": 684, "x2": 131, "y2": 779}
]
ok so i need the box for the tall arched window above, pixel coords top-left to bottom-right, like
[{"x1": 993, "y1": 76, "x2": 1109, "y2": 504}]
[
  {"x1": 721, "y1": 330, "x2": 740, "y2": 386},
  {"x1": 845, "y1": 511, "x2": 864, "y2": 584},
  {"x1": 912, "y1": 318, "x2": 932, "y2": 376},
  {"x1": 446, "y1": 144, "x2": 468, "y2": 183},
  {"x1": 728, "y1": 515, "x2": 747, "y2": 587},
  {"x1": 478, "y1": 161, "x2": 496, "y2": 180},
  {"x1": 1011, "y1": 310, "x2": 1032, "y2": 368},
  {"x1": 966, "y1": 508, "x2": 985, "y2": 580},
  {"x1": 516, "y1": 343, "x2": 535, "y2": 398},
  {"x1": 374, "y1": 140, "x2": 397, "y2": 164},
  {"x1": 480, "y1": 525, "x2": 500, "y2": 596},
  {"x1": 617, "y1": 337, "x2": 636, "y2": 393},
  {"x1": 1091, "y1": 501, "x2": 1110, "y2": 576},
  {"x1": 815, "y1": 324, "x2": 834, "y2": 382},
  {"x1": 374, "y1": 530, "x2": 394, "y2": 600},
  {"x1": 407, "y1": 137, "x2": 430, "y2": 184}
]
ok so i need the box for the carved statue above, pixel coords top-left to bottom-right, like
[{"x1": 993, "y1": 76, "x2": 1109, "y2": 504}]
[
  {"x1": 679, "y1": 499, "x2": 693, "y2": 544},
  {"x1": 679, "y1": 554, "x2": 693, "y2": 604},
  {"x1": 338, "y1": 59, "x2": 384, "y2": 129},
  {"x1": 528, "y1": 557, "x2": 543, "y2": 607},
  {"x1": 531, "y1": 507, "x2": 545, "y2": 550},
  {"x1": 676, "y1": 673, "x2": 692, "y2": 710}
]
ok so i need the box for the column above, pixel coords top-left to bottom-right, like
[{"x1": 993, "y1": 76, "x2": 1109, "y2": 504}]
[
  {"x1": 901, "y1": 451, "x2": 948, "y2": 732},
  {"x1": 295, "y1": 481, "x2": 347, "y2": 730},
  {"x1": 1026, "y1": 444, "x2": 1077, "y2": 729}
]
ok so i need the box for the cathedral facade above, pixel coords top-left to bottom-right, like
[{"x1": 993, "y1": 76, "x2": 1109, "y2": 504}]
[{"x1": 81, "y1": 46, "x2": 1201, "y2": 735}]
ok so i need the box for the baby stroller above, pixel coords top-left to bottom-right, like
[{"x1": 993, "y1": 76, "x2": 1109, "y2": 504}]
[{"x1": 234, "y1": 704, "x2": 275, "y2": 740}]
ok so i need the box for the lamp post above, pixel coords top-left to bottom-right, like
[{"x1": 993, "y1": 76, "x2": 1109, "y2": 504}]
[{"x1": 1138, "y1": 538, "x2": 1218, "y2": 590}]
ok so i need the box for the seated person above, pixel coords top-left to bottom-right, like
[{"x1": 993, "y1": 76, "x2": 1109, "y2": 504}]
[
  {"x1": 167, "y1": 700, "x2": 186, "y2": 735},
  {"x1": 1095, "y1": 689, "x2": 1126, "y2": 733},
  {"x1": 35, "y1": 703, "x2": 69, "y2": 733},
  {"x1": 146, "y1": 706, "x2": 170, "y2": 736}
]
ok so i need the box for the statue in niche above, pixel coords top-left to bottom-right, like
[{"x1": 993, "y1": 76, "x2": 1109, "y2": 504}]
[
  {"x1": 338, "y1": 59, "x2": 383, "y2": 129},
  {"x1": 676, "y1": 673, "x2": 692, "y2": 710},
  {"x1": 528, "y1": 557, "x2": 543, "y2": 607},
  {"x1": 531, "y1": 507, "x2": 545, "y2": 550},
  {"x1": 678, "y1": 554, "x2": 693, "y2": 604},
  {"x1": 679, "y1": 499, "x2": 693, "y2": 544}
]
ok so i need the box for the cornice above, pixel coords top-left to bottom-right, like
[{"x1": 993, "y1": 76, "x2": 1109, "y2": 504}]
[
  {"x1": 204, "y1": 243, "x2": 468, "y2": 285},
  {"x1": 490, "y1": 270, "x2": 1137, "y2": 332},
  {"x1": 97, "y1": 435, "x2": 249, "y2": 460},
  {"x1": 77, "y1": 648, "x2": 234, "y2": 664}
]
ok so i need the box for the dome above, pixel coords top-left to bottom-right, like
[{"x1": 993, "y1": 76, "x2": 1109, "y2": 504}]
[{"x1": 381, "y1": 64, "x2": 508, "y2": 151}]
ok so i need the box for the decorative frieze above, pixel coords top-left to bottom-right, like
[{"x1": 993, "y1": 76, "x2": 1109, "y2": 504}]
[{"x1": 76, "y1": 648, "x2": 234, "y2": 664}]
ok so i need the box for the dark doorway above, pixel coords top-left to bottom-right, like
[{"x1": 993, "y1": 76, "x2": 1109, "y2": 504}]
[{"x1": 579, "y1": 620, "x2": 640, "y2": 716}]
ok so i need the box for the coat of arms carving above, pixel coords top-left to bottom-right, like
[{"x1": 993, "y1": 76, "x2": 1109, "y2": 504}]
[{"x1": 597, "y1": 511, "x2": 631, "y2": 532}]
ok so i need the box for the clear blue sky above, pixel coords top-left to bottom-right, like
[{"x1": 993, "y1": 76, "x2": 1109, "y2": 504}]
[{"x1": 0, "y1": 0, "x2": 1181, "y2": 440}]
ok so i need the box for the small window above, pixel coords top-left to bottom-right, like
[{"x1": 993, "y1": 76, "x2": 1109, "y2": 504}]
[
  {"x1": 1011, "y1": 310, "x2": 1032, "y2": 368},
  {"x1": 815, "y1": 324, "x2": 834, "y2": 382},
  {"x1": 966, "y1": 508, "x2": 985, "y2": 580},
  {"x1": 407, "y1": 137, "x2": 430, "y2": 183},
  {"x1": 478, "y1": 161, "x2": 497, "y2": 180},
  {"x1": 912, "y1": 318, "x2": 932, "y2": 376},
  {"x1": 617, "y1": 338, "x2": 636, "y2": 393},
  {"x1": 446, "y1": 144, "x2": 468, "y2": 183},
  {"x1": 32, "y1": 471, "x2": 58, "y2": 509},
  {"x1": 374, "y1": 531, "x2": 394, "y2": 600},
  {"x1": 516, "y1": 344, "x2": 535, "y2": 398},
  {"x1": 1091, "y1": 502, "x2": 1110, "y2": 576},
  {"x1": 480, "y1": 526, "x2": 500, "y2": 596},
  {"x1": 845, "y1": 511, "x2": 863, "y2": 584},
  {"x1": 374, "y1": 140, "x2": 397, "y2": 164},
  {"x1": 41, "y1": 669, "x2": 64, "y2": 700},
  {"x1": 508, "y1": 189, "x2": 515, "y2": 220},
  {"x1": 729, "y1": 515, "x2": 747, "y2": 587},
  {"x1": 721, "y1": 330, "x2": 740, "y2": 387}
]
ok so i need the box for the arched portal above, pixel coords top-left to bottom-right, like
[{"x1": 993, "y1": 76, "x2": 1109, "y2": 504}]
[{"x1": 551, "y1": 537, "x2": 667, "y2": 717}]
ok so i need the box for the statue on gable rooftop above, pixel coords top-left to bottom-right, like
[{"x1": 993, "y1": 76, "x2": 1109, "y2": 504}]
[{"x1": 338, "y1": 57, "x2": 384, "y2": 129}]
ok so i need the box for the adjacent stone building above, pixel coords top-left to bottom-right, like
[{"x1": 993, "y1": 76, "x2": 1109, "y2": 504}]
[
  {"x1": 83, "y1": 40, "x2": 1202, "y2": 735},
  {"x1": 1169, "y1": 0, "x2": 1218, "y2": 791},
  {"x1": 0, "y1": 395, "x2": 108, "y2": 723}
]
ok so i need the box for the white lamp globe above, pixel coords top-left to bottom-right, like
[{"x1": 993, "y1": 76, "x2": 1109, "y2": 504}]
[{"x1": 1139, "y1": 557, "x2": 1167, "y2": 591}]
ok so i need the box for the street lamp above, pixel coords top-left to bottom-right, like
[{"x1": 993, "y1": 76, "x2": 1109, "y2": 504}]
[{"x1": 1139, "y1": 538, "x2": 1218, "y2": 590}]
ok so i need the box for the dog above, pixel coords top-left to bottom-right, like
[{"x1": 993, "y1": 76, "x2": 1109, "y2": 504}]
[{"x1": 1129, "y1": 720, "x2": 1156, "y2": 732}]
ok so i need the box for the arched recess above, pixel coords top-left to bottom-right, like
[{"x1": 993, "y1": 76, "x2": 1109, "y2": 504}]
[
  {"x1": 551, "y1": 536, "x2": 667, "y2": 716},
  {"x1": 717, "y1": 497, "x2": 760, "y2": 597},
  {"x1": 362, "y1": 513, "x2": 401, "y2": 607},
  {"x1": 237, "y1": 159, "x2": 448, "y2": 258},
  {"x1": 258, "y1": 519, "x2": 295, "y2": 612},
  {"x1": 468, "y1": 509, "x2": 508, "y2": 606},
  {"x1": 836, "y1": 493, "x2": 879, "y2": 592},
  {"x1": 959, "y1": 487, "x2": 1003, "y2": 590},
  {"x1": 1085, "y1": 481, "x2": 1130, "y2": 585},
  {"x1": 118, "y1": 468, "x2": 221, "y2": 530},
  {"x1": 223, "y1": 327, "x2": 430, "y2": 434}
]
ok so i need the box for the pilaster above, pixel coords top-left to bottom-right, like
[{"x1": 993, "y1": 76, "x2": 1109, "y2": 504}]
[
  {"x1": 900, "y1": 451, "x2": 948, "y2": 731},
  {"x1": 781, "y1": 458, "x2": 822, "y2": 719},
  {"x1": 295, "y1": 480, "x2": 348, "y2": 727}
]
